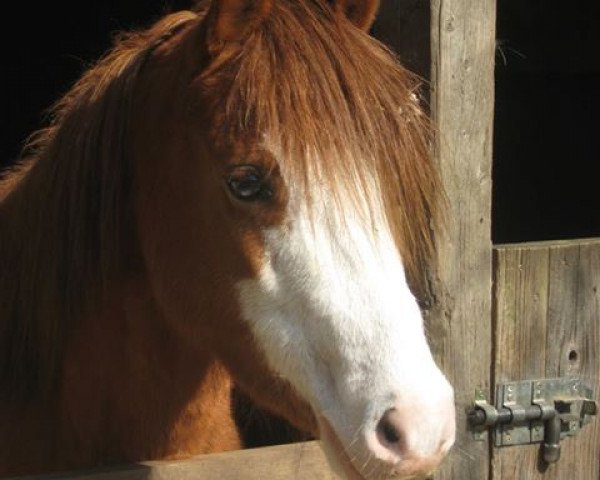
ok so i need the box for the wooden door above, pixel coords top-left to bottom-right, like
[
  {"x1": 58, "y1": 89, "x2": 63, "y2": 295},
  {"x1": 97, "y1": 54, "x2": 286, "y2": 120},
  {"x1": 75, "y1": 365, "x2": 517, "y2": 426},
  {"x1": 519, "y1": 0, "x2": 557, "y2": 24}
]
[{"x1": 492, "y1": 239, "x2": 600, "y2": 479}]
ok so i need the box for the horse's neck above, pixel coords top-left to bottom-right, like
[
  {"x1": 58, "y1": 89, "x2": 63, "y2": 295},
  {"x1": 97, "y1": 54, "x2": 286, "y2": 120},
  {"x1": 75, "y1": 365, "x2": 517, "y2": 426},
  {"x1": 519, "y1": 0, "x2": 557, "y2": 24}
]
[
  {"x1": 0, "y1": 277, "x2": 241, "y2": 476},
  {"x1": 0, "y1": 163, "x2": 241, "y2": 475}
]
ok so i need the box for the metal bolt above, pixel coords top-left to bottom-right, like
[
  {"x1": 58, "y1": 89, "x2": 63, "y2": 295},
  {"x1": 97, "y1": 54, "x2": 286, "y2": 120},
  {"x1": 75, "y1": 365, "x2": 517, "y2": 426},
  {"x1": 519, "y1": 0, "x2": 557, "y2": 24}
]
[
  {"x1": 506, "y1": 385, "x2": 514, "y2": 402},
  {"x1": 569, "y1": 421, "x2": 578, "y2": 431},
  {"x1": 535, "y1": 383, "x2": 543, "y2": 396}
]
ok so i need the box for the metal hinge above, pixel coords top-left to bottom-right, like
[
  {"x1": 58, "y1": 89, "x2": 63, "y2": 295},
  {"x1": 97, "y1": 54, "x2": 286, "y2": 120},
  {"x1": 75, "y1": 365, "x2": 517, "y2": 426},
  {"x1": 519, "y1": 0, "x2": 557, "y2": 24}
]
[{"x1": 467, "y1": 378, "x2": 597, "y2": 464}]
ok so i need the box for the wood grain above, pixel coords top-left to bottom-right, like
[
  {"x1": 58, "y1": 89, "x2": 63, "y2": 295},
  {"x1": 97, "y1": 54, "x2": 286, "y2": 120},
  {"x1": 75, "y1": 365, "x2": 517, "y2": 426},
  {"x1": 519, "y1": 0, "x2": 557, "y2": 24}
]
[
  {"x1": 492, "y1": 239, "x2": 600, "y2": 480},
  {"x1": 6, "y1": 442, "x2": 340, "y2": 480},
  {"x1": 428, "y1": 0, "x2": 496, "y2": 479}
]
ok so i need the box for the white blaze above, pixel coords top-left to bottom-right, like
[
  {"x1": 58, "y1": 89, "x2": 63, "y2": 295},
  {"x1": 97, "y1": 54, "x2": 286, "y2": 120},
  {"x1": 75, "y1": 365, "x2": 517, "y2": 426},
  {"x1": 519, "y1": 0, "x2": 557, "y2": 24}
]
[{"x1": 237, "y1": 159, "x2": 452, "y2": 462}]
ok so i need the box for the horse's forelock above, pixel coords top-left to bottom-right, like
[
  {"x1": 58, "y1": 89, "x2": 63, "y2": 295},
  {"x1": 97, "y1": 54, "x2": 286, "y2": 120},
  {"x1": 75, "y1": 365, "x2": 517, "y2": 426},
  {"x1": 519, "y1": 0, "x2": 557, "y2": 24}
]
[{"x1": 204, "y1": 0, "x2": 442, "y2": 295}]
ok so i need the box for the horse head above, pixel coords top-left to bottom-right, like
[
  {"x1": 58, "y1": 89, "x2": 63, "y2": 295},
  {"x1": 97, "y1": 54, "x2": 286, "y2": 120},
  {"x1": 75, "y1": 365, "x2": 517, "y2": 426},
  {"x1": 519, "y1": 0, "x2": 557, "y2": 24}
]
[{"x1": 131, "y1": 1, "x2": 455, "y2": 478}]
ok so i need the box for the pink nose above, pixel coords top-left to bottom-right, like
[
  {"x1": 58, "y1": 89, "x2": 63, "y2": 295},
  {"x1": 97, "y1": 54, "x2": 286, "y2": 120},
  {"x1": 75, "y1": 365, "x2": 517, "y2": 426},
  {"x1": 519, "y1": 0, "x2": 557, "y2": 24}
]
[{"x1": 370, "y1": 402, "x2": 455, "y2": 476}]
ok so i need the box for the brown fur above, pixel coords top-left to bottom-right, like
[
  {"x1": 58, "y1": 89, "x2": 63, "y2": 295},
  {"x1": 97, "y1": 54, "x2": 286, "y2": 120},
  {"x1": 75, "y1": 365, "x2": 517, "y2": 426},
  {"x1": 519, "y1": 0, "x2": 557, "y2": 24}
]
[
  {"x1": 0, "y1": 0, "x2": 441, "y2": 476},
  {"x1": 209, "y1": 0, "x2": 274, "y2": 41},
  {"x1": 328, "y1": 0, "x2": 381, "y2": 30}
]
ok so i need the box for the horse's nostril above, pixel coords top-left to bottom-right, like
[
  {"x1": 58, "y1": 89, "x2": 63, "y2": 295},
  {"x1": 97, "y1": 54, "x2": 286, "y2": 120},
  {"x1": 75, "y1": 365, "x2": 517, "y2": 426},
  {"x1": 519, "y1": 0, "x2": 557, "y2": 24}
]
[
  {"x1": 382, "y1": 420, "x2": 400, "y2": 443},
  {"x1": 377, "y1": 408, "x2": 402, "y2": 445}
]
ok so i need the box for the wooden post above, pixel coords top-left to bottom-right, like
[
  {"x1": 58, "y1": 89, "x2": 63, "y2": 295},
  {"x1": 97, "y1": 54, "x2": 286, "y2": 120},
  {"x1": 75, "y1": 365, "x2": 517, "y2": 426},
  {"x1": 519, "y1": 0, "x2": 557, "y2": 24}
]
[{"x1": 429, "y1": 0, "x2": 496, "y2": 478}]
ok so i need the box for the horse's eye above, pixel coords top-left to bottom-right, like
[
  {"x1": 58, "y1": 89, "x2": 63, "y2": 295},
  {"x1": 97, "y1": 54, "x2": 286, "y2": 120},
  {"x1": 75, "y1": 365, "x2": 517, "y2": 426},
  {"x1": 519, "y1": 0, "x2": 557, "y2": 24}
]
[{"x1": 226, "y1": 165, "x2": 272, "y2": 202}]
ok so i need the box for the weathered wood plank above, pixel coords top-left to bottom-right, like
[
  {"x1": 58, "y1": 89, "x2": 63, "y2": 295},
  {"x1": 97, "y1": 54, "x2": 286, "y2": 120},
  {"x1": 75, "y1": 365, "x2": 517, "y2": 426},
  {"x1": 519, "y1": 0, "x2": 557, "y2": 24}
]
[
  {"x1": 492, "y1": 239, "x2": 600, "y2": 480},
  {"x1": 427, "y1": 0, "x2": 496, "y2": 479},
  {"x1": 494, "y1": 247, "x2": 549, "y2": 383},
  {"x1": 7, "y1": 442, "x2": 339, "y2": 480}
]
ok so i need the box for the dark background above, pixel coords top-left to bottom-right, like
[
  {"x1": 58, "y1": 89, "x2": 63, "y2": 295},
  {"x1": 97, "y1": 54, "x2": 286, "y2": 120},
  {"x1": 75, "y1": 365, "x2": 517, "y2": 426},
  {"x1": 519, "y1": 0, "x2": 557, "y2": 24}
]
[
  {"x1": 2, "y1": 0, "x2": 598, "y2": 243},
  {"x1": 493, "y1": 0, "x2": 599, "y2": 243},
  {"x1": 2, "y1": 0, "x2": 189, "y2": 165}
]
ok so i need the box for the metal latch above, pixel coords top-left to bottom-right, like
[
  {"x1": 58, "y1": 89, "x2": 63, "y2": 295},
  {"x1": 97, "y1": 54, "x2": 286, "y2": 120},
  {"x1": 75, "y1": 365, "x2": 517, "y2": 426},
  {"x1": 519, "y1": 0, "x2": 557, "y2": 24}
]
[{"x1": 467, "y1": 378, "x2": 597, "y2": 464}]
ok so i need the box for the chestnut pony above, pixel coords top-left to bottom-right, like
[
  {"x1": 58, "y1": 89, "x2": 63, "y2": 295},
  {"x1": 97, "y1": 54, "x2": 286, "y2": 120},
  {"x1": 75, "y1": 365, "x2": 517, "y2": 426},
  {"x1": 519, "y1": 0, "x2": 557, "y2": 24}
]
[{"x1": 0, "y1": 1, "x2": 455, "y2": 478}]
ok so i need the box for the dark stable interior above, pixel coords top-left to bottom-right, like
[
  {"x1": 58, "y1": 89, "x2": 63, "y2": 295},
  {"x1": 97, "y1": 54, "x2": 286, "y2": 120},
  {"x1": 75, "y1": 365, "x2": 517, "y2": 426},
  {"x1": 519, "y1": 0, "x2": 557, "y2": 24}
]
[
  {"x1": 0, "y1": 0, "x2": 598, "y2": 451},
  {"x1": 493, "y1": 0, "x2": 599, "y2": 243}
]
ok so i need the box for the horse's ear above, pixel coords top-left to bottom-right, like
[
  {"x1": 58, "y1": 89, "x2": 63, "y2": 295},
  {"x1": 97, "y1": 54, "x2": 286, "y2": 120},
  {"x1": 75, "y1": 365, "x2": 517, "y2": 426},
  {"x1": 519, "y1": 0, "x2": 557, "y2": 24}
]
[
  {"x1": 327, "y1": 0, "x2": 380, "y2": 31},
  {"x1": 206, "y1": 0, "x2": 273, "y2": 43}
]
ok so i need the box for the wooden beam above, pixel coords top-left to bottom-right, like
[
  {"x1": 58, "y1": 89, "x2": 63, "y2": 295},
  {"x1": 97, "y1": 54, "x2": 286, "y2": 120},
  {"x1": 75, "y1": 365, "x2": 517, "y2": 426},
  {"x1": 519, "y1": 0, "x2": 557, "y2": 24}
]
[
  {"x1": 428, "y1": 0, "x2": 496, "y2": 479},
  {"x1": 7, "y1": 442, "x2": 340, "y2": 480}
]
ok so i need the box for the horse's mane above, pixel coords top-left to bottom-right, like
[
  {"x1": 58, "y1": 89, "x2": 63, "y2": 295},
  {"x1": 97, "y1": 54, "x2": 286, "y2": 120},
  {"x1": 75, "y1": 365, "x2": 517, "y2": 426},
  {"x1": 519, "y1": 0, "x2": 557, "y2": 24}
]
[
  {"x1": 0, "y1": 1, "x2": 441, "y2": 401},
  {"x1": 0, "y1": 12, "x2": 197, "y2": 400}
]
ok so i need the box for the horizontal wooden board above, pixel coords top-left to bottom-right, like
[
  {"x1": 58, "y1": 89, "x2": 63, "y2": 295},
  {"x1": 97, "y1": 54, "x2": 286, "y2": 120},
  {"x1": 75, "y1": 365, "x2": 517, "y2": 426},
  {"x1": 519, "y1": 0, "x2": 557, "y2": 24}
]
[{"x1": 7, "y1": 442, "x2": 340, "y2": 480}]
